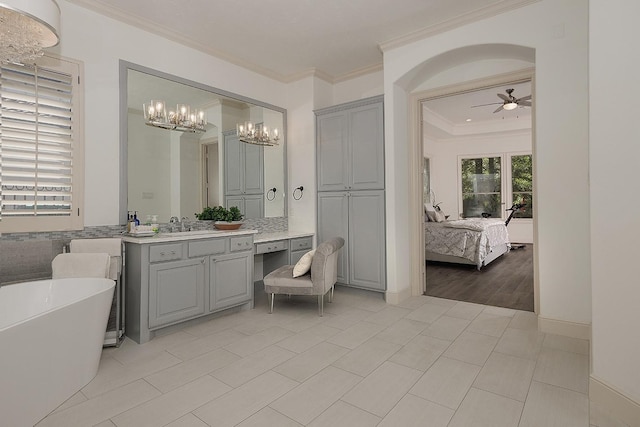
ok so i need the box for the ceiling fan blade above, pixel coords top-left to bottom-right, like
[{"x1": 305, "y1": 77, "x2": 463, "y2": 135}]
[
  {"x1": 497, "y1": 94, "x2": 510, "y2": 101},
  {"x1": 493, "y1": 105, "x2": 504, "y2": 113},
  {"x1": 517, "y1": 95, "x2": 532, "y2": 102},
  {"x1": 519, "y1": 101, "x2": 532, "y2": 107},
  {"x1": 471, "y1": 102, "x2": 502, "y2": 108}
]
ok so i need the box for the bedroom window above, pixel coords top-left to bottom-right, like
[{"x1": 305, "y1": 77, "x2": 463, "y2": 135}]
[
  {"x1": 460, "y1": 156, "x2": 502, "y2": 218},
  {"x1": 0, "y1": 56, "x2": 84, "y2": 233},
  {"x1": 509, "y1": 153, "x2": 533, "y2": 219}
]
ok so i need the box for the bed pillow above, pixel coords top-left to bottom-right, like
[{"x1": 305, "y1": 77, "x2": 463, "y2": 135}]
[
  {"x1": 424, "y1": 203, "x2": 431, "y2": 221},
  {"x1": 292, "y1": 249, "x2": 315, "y2": 277},
  {"x1": 424, "y1": 203, "x2": 438, "y2": 222},
  {"x1": 434, "y1": 209, "x2": 447, "y2": 222}
]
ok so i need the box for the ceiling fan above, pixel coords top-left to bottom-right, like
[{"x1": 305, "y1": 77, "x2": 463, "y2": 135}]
[{"x1": 472, "y1": 88, "x2": 532, "y2": 113}]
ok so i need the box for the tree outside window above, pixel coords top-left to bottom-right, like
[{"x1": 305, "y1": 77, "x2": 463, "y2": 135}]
[
  {"x1": 510, "y1": 154, "x2": 533, "y2": 218},
  {"x1": 461, "y1": 157, "x2": 501, "y2": 218}
]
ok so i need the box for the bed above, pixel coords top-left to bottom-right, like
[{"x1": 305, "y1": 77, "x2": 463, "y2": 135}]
[{"x1": 424, "y1": 218, "x2": 510, "y2": 269}]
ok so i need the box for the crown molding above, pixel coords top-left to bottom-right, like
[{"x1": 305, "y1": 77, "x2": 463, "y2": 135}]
[
  {"x1": 333, "y1": 62, "x2": 383, "y2": 84},
  {"x1": 379, "y1": 0, "x2": 541, "y2": 53}
]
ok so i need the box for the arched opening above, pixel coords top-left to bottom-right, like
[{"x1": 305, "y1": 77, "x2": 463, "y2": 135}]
[{"x1": 401, "y1": 43, "x2": 539, "y2": 313}]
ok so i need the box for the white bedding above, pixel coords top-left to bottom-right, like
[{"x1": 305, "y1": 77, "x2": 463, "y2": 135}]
[{"x1": 425, "y1": 219, "x2": 510, "y2": 268}]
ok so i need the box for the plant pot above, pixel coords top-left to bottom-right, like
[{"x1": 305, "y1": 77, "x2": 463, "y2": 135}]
[{"x1": 214, "y1": 221, "x2": 243, "y2": 230}]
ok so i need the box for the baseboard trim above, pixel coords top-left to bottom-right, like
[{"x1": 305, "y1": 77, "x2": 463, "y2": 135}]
[
  {"x1": 385, "y1": 286, "x2": 412, "y2": 305},
  {"x1": 590, "y1": 375, "x2": 640, "y2": 427},
  {"x1": 538, "y1": 316, "x2": 591, "y2": 340}
]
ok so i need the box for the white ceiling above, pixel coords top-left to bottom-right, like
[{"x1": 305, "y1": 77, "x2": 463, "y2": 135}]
[
  {"x1": 423, "y1": 80, "x2": 532, "y2": 138},
  {"x1": 66, "y1": 0, "x2": 535, "y2": 83}
]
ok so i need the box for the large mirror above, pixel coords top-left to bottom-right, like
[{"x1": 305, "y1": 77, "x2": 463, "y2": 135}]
[{"x1": 119, "y1": 61, "x2": 286, "y2": 224}]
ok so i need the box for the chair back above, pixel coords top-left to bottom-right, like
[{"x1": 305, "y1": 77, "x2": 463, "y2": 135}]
[
  {"x1": 51, "y1": 253, "x2": 111, "y2": 279},
  {"x1": 310, "y1": 237, "x2": 345, "y2": 294},
  {"x1": 70, "y1": 238, "x2": 122, "y2": 281}
]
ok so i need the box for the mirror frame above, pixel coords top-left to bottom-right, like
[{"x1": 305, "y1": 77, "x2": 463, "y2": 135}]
[{"x1": 119, "y1": 60, "x2": 287, "y2": 224}]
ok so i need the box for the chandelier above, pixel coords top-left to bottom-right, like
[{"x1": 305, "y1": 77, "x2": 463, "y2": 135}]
[
  {"x1": 236, "y1": 121, "x2": 279, "y2": 146},
  {"x1": 143, "y1": 100, "x2": 207, "y2": 133},
  {"x1": 0, "y1": 0, "x2": 60, "y2": 64}
]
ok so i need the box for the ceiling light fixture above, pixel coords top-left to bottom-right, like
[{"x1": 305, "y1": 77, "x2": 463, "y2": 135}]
[
  {"x1": 143, "y1": 100, "x2": 206, "y2": 133},
  {"x1": 503, "y1": 101, "x2": 518, "y2": 111},
  {"x1": 236, "y1": 121, "x2": 279, "y2": 146},
  {"x1": 0, "y1": 0, "x2": 60, "y2": 64}
]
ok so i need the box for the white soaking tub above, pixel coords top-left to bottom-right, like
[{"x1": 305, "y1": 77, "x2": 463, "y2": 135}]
[{"x1": 0, "y1": 277, "x2": 115, "y2": 427}]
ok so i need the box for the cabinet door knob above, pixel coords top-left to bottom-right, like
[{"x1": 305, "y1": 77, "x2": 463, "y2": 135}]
[{"x1": 171, "y1": 251, "x2": 176, "y2": 255}]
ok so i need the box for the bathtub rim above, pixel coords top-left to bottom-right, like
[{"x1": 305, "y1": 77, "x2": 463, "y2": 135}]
[{"x1": 0, "y1": 277, "x2": 115, "y2": 332}]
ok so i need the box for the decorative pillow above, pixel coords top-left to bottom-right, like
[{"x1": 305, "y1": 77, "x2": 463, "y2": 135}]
[
  {"x1": 292, "y1": 249, "x2": 315, "y2": 277},
  {"x1": 424, "y1": 203, "x2": 438, "y2": 222},
  {"x1": 434, "y1": 209, "x2": 447, "y2": 222}
]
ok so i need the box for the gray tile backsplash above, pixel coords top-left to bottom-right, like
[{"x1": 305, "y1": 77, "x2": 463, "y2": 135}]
[{"x1": 0, "y1": 217, "x2": 287, "y2": 285}]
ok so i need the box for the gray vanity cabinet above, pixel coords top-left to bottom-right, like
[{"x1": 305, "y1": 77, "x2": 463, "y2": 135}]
[
  {"x1": 289, "y1": 236, "x2": 313, "y2": 265},
  {"x1": 124, "y1": 233, "x2": 254, "y2": 344},
  {"x1": 210, "y1": 252, "x2": 253, "y2": 311},
  {"x1": 148, "y1": 257, "x2": 206, "y2": 329},
  {"x1": 316, "y1": 95, "x2": 386, "y2": 292},
  {"x1": 316, "y1": 96, "x2": 384, "y2": 192},
  {"x1": 224, "y1": 131, "x2": 264, "y2": 196}
]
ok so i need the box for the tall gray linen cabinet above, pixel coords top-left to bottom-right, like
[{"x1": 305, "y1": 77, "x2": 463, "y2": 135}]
[{"x1": 315, "y1": 95, "x2": 386, "y2": 292}]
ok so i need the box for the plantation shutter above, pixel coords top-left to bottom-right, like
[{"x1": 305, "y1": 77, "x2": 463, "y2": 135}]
[{"x1": 0, "y1": 62, "x2": 74, "y2": 219}]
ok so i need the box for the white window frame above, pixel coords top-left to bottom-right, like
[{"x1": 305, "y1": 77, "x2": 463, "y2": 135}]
[
  {"x1": 0, "y1": 54, "x2": 84, "y2": 233},
  {"x1": 505, "y1": 151, "x2": 533, "y2": 223},
  {"x1": 458, "y1": 153, "x2": 506, "y2": 219}
]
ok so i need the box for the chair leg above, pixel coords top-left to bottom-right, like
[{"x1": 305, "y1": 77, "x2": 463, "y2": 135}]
[
  {"x1": 269, "y1": 293, "x2": 274, "y2": 314},
  {"x1": 318, "y1": 294, "x2": 324, "y2": 316},
  {"x1": 329, "y1": 285, "x2": 334, "y2": 303}
]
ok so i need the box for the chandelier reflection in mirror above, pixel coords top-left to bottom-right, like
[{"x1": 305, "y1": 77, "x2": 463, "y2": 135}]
[
  {"x1": 143, "y1": 100, "x2": 206, "y2": 133},
  {"x1": 236, "y1": 121, "x2": 280, "y2": 146},
  {"x1": 0, "y1": 0, "x2": 60, "y2": 64}
]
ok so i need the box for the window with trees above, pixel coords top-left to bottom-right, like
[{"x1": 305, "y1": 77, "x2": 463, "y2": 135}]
[
  {"x1": 460, "y1": 156, "x2": 502, "y2": 218},
  {"x1": 459, "y1": 153, "x2": 533, "y2": 221},
  {"x1": 509, "y1": 154, "x2": 533, "y2": 218}
]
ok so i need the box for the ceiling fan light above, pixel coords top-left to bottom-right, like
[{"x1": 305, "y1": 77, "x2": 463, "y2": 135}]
[{"x1": 503, "y1": 102, "x2": 518, "y2": 111}]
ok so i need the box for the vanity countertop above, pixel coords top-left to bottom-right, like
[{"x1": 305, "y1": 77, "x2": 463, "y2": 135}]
[
  {"x1": 122, "y1": 229, "x2": 258, "y2": 244},
  {"x1": 254, "y1": 231, "x2": 314, "y2": 244}
]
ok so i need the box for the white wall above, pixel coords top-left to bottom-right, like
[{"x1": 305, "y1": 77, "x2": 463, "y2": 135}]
[
  {"x1": 384, "y1": 0, "x2": 591, "y2": 324},
  {"x1": 590, "y1": 0, "x2": 640, "y2": 406},
  {"x1": 53, "y1": 1, "x2": 288, "y2": 226},
  {"x1": 425, "y1": 130, "x2": 533, "y2": 243}
]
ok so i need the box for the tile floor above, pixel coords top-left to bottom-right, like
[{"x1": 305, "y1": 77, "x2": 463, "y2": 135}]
[{"x1": 36, "y1": 285, "x2": 624, "y2": 427}]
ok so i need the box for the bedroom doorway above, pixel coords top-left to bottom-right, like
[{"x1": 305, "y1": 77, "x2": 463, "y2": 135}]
[{"x1": 420, "y1": 72, "x2": 535, "y2": 312}]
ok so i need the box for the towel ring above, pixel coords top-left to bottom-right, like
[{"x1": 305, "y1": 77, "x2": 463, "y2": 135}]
[
  {"x1": 266, "y1": 187, "x2": 277, "y2": 201},
  {"x1": 293, "y1": 186, "x2": 304, "y2": 200}
]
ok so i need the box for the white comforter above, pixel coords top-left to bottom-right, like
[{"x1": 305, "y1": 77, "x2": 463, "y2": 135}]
[{"x1": 425, "y1": 219, "x2": 510, "y2": 268}]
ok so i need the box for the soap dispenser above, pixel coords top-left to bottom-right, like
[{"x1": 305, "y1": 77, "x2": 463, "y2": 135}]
[{"x1": 134, "y1": 211, "x2": 140, "y2": 227}]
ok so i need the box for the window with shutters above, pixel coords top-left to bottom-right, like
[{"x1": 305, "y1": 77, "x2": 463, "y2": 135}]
[{"x1": 0, "y1": 55, "x2": 83, "y2": 232}]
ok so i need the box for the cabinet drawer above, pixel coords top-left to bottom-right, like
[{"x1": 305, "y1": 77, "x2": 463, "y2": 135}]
[
  {"x1": 255, "y1": 240, "x2": 287, "y2": 254},
  {"x1": 290, "y1": 236, "x2": 313, "y2": 252},
  {"x1": 149, "y1": 243, "x2": 183, "y2": 262},
  {"x1": 230, "y1": 235, "x2": 253, "y2": 252},
  {"x1": 189, "y1": 239, "x2": 226, "y2": 257}
]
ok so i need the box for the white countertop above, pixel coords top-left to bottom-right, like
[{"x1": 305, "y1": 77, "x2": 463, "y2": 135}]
[
  {"x1": 253, "y1": 231, "x2": 314, "y2": 244},
  {"x1": 122, "y1": 229, "x2": 258, "y2": 244}
]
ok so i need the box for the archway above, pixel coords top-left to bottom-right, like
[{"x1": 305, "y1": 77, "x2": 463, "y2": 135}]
[{"x1": 399, "y1": 43, "x2": 538, "y2": 313}]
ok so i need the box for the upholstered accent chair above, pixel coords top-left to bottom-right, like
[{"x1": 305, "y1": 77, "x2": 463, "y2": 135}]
[{"x1": 263, "y1": 237, "x2": 344, "y2": 316}]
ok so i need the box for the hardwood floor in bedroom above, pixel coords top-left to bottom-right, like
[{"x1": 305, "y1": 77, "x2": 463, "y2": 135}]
[{"x1": 425, "y1": 244, "x2": 534, "y2": 312}]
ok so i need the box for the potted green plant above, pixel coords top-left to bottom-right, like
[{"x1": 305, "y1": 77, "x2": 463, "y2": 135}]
[{"x1": 195, "y1": 206, "x2": 244, "y2": 230}]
